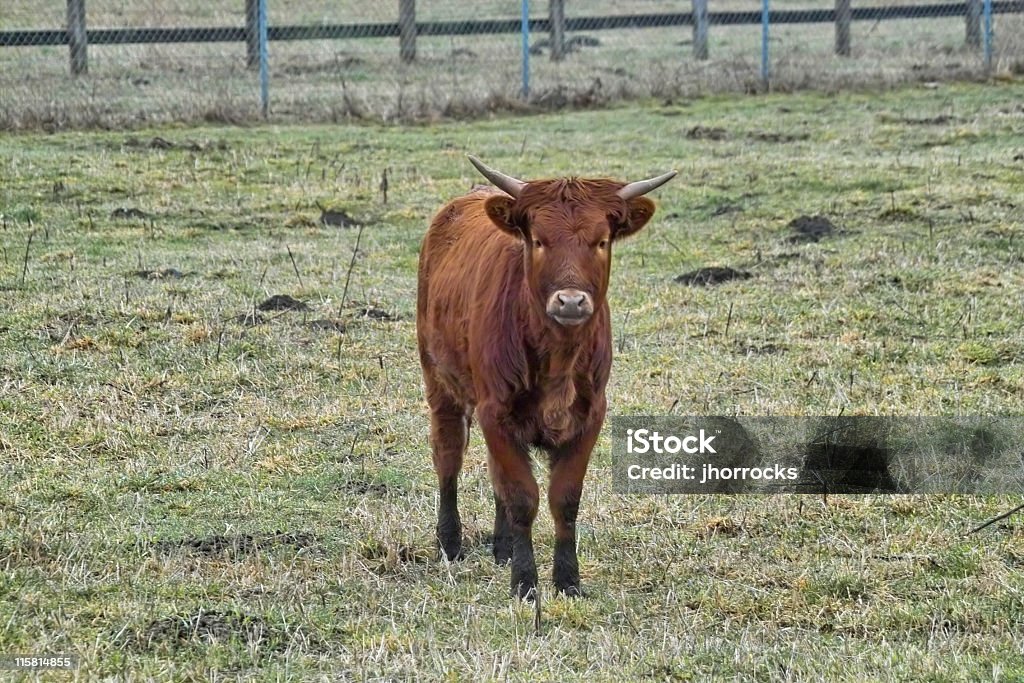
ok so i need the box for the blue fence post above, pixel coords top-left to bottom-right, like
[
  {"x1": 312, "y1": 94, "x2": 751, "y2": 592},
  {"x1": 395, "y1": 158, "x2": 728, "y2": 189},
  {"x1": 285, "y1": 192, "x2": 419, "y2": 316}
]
[
  {"x1": 521, "y1": 0, "x2": 530, "y2": 98},
  {"x1": 761, "y1": 0, "x2": 770, "y2": 87},
  {"x1": 258, "y1": 0, "x2": 269, "y2": 117},
  {"x1": 983, "y1": 0, "x2": 993, "y2": 72}
]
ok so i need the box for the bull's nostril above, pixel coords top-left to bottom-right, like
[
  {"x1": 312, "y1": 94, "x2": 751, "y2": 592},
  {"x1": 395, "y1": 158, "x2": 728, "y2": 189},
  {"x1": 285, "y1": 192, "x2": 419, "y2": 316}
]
[{"x1": 557, "y1": 292, "x2": 584, "y2": 308}]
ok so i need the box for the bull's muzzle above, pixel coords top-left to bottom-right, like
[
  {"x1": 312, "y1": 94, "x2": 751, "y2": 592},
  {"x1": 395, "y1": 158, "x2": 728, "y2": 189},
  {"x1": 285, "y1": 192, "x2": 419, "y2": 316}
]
[{"x1": 547, "y1": 289, "x2": 594, "y2": 326}]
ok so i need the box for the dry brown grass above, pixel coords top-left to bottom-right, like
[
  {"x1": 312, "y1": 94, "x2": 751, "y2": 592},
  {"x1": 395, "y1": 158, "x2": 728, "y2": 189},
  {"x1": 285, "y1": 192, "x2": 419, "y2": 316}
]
[{"x1": 2, "y1": 5, "x2": 1022, "y2": 130}]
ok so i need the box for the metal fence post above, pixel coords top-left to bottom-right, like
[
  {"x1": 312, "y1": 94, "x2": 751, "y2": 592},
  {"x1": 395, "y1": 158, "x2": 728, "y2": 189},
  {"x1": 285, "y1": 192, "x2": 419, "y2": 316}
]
[
  {"x1": 521, "y1": 0, "x2": 530, "y2": 98},
  {"x1": 245, "y1": 0, "x2": 259, "y2": 69},
  {"x1": 258, "y1": 0, "x2": 268, "y2": 117},
  {"x1": 761, "y1": 0, "x2": 770, "y2": 87},
  {"x1": 399, "y1": 0, "x2": 416, "y2": 63},
  {"x1": 693, "y1": 0, "x2": 709, "y2": 60},
  {"x1": 835, "y1": 0, "x2": 851, "y2": 56},
  {"x1": 66, "y1": 0, "x2": 88, "y2": 76},
  {"x1": 983, "y1": 0, "x2": 993, "y2": 70}
]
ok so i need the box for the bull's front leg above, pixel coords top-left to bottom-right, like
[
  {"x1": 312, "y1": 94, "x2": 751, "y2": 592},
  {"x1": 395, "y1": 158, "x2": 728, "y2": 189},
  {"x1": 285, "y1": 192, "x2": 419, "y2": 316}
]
[
  {"x1": 548, "y1": 400, "x2": 605, "y2": 596},
  {"x1": 478, "y1": 402, "x2": 539, "y2": 600}
]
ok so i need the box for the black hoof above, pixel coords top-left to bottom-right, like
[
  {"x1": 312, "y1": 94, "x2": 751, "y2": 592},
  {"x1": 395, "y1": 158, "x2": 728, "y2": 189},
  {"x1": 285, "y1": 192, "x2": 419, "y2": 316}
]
[
  {"x1": 555, "y1": 583, "x2": 586, "y2": 598},
  {"x1": 511, "y1": 566, "x2": 539, "y2": 601},
  {"x1": 493, "y1": 538, "x2": 513, "y2": 565},
  {"x1": 437, "y1": 538, "x2": 464, "y2": 561},
  {"x1": 512, "y1": 581, "x2": 538, "y2": 601}
]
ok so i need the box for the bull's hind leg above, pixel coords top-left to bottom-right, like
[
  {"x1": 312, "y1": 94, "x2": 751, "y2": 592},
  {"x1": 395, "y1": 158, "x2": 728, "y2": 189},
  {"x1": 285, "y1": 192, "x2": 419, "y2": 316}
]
[
  {"x1": 427, "y1": 389, "x2": 470, "y2": 561},
  {"x1": 492, "y1": 495, "x2": 513, "y2": 566}
]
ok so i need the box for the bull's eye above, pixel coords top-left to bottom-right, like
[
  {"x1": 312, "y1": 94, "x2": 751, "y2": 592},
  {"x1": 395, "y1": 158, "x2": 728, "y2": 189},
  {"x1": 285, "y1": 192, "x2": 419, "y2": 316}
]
[
  {"x1": 598, "y1": 239, "x2": 609, "y2": 249},
  {"x1": 533, "y1": 239, "x2": 543, "y2": 250}
]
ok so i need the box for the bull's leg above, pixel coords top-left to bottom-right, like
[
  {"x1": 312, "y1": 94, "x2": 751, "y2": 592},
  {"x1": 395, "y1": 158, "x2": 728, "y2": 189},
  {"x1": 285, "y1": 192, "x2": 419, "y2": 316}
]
[
  {"x1": 479, "y1": 404, "x2": 538, "y2": 600},
  {"x1": 428, "y1": 392, "x2": 470, "y2": 561},
  {"x1": 492, "y1": 494, "x2": 513, "y2": 565},
  {"x1": 548, "y1": 406, "x2": 604, "y2": 597}
]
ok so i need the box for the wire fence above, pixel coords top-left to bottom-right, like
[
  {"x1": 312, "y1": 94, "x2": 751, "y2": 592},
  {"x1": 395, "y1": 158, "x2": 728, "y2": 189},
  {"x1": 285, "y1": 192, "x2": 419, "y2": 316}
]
[{"x1": 1, "y1": 1, "x2": 1021, "y2": 130}]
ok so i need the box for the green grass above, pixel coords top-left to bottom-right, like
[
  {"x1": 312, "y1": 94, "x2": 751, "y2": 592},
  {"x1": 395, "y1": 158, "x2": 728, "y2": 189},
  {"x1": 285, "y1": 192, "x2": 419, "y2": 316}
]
[{"x1": 2, "y1": 82, "x2": 1024, "y2": 680}]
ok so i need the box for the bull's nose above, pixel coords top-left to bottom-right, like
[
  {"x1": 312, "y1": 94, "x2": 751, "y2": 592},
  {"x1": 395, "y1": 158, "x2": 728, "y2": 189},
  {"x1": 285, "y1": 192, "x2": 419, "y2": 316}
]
[
  {"x1": 557, "y1": 292, "x2": 586, "y2": 310},
  {"x1": 547, "y1": 289, "x2": 594, "y2": 326}
]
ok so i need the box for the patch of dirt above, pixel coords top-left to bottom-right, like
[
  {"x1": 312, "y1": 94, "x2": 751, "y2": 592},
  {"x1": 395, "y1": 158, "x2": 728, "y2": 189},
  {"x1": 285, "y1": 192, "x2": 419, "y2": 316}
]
[
  {"x1": 750, "y1": 131, "x2": 810, "y2": 143},
  {"x1": 133, "y1": 268, "x2": 185, "y2": 280},
  {"x1": 696, "y1": 516, "x2": 742, "y2": 539},
  {"x1": 123, "y1": 136, "x2": 230, "y2": 152},
  {"x1": 356, "y1": 306, "x2": 401, "y2": 322},
  {"x1": 675, "y1": 266, "x2": 752, "y2": 286},
  {"x1": 735, "y1": 341, "x2": 786, "y2": 355},
  {"x1": 877, "y1": 207, "x2": 920, "y2": 222},
  {"x1": 359, "y1": 540, "x2": 430, "y2": 565},
  {"x1": 530, "y1": 79, "x2": 606, "y2": 109},
  {"x1": 41, "y1": 311, "x2": 97, "y2": 342},
  {"x1": 316, "y1": 203, "x2": 363, "y2": 228},
  {"x1": 153, "y1": 531, "x2": 316, "y2": 556},
  {"x1": 788, "y1": 215, "x2": 839, "y2": 243},
  {"x1": 257, "y1": 294, "x2": 309, "y2": 312},
  {"x1": 340, "y1": 480, "x2": 391, "y2": 496},
  {"x1": 901, "y1": 114, "x2": 954, "y2": 125},
  {"x1": 231, "y1": 310, "x2": 265, "y2": 326},
  {"x1": 711, "y1": 204, "x2": 743, "y2": 217},
  {"x1": 125, "y1": 608, "x2": 318, "y2": 653},
  {"x1": 139, "y1": 610, "x2": 259, "y2": 647},
  {"x1": 110, "y1": 207, "x2": 149, "y2": 220},
  {"x1": 308, "y1": 318, "x2": 347, "y2": 333},
  {"x1": 686, "y1": 125, "x2": 728, "y2": 140}
]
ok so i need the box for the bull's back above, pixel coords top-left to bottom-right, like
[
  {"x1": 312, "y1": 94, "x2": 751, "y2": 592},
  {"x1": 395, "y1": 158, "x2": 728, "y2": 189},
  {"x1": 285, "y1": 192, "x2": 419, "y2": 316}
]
[{"x1": 417, "y1": 190, "x2": 521, "y2": 403}]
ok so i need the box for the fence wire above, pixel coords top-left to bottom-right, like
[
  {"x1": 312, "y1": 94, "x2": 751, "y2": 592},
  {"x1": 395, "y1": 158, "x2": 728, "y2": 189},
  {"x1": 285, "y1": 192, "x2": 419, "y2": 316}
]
[{"x1": 0, "y1": 1, "x2": 1021, "y2": 130}]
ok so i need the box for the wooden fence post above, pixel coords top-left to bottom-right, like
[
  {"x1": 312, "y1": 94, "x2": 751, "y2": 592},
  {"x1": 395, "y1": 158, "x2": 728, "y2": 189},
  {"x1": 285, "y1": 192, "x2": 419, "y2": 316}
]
[
  {"x1": 245, "y1": 0, "x2": 259, "y2": 69},
  {"x1": 67, "y1": 0, "x2": 87, "y2": 76},
  {"x1": 692, "y1": 0, "x2": 708, "y2": 60},
  {"x1": 549, "y1": 0, "x2": 565, "y2": 61},
  {"x1": 966, "y1": 0, "x2": 982, "y2": 48},
  {"x1": 835, "y1": 0, "x2": 851, "y2": 56},
  {"x1": 399, "y1": 0, "x2": 416, "y2": 63}
]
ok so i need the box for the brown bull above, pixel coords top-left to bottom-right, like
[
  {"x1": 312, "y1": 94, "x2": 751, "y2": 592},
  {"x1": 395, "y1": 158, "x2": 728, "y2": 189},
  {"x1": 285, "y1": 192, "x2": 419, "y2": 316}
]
[{"x1": 417, "y1": 156, "x2": 676, "y2": 598}]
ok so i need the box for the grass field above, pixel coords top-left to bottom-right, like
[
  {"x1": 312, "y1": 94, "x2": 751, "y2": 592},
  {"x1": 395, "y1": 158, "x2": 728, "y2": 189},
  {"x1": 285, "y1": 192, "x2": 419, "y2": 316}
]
[{"x1": 2, "y1": 82, "x2": 1024, "y2": 680}]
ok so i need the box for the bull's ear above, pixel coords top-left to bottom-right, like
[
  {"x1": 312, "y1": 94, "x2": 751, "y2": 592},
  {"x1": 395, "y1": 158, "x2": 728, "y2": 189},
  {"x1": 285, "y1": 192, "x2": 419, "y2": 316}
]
[
  {"x1": 484, "y1": 194, "x2": 526, "y2": 239},
  {"x1": 613, "y1": 197, "x2": 656, "y2": 241}
]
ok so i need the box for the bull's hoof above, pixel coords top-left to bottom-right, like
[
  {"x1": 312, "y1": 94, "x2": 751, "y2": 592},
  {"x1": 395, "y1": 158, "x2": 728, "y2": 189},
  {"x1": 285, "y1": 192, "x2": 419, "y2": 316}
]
[
  {"x1": 512, "y1": 581, "x2": 538, "y2": 601},
  {"x1": 437, "y1": 538, "x2": 464, "y2": 562},
  {"x1": 555, "y1": 582, "x2": 586, "y2": 598},
  {"x1": 511, "y1": 568, "x2": 539, "y2": 601},
  {"x1": 492, "y1": 537, "x2": 513, "y2": 565}
]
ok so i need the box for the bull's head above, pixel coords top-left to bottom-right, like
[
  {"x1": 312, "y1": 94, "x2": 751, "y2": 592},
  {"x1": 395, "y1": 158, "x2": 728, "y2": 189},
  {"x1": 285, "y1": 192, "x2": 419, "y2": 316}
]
[{"x1": 469, "y1": 155, "x2": 676, "y2": 328}]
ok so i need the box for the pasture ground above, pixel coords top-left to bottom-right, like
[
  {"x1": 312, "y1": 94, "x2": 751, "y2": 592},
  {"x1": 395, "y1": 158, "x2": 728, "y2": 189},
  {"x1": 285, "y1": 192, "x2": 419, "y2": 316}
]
[{"x1": 2, "y1": 82, "x2": 1024, "y2": 680}]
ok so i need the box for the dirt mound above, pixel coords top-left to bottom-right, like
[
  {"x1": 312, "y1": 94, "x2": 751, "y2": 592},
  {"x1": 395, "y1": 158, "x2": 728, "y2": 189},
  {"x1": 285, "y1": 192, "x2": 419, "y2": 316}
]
[
  {"x1": 788, "y1": 215, "x2": 839, "y2": 243},
  {"x1": 675, "y1": 266, "x2": 752, "y2": 286},
  {"x1": 257, "y1": 294, "x2": 309, "y2": 312},
  {"x1": 153, "y1": 531, "x2": 317, "y2": 556}
]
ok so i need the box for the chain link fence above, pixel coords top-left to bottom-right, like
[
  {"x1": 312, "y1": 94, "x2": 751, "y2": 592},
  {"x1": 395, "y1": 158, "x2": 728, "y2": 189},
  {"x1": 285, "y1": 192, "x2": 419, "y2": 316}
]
[{"x1": 1, "y1": 1, "x2": 1021, "y2": 130}]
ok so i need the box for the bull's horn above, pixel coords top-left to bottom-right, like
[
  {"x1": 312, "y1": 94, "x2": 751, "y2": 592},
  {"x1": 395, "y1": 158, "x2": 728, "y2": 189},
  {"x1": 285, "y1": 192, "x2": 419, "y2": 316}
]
[
  {"x1": 467, "y1": 155, "x2": 526, "y2": 198},
  {"x1": 617, "y1": 170, "x2": 678, "y2": 200}
]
